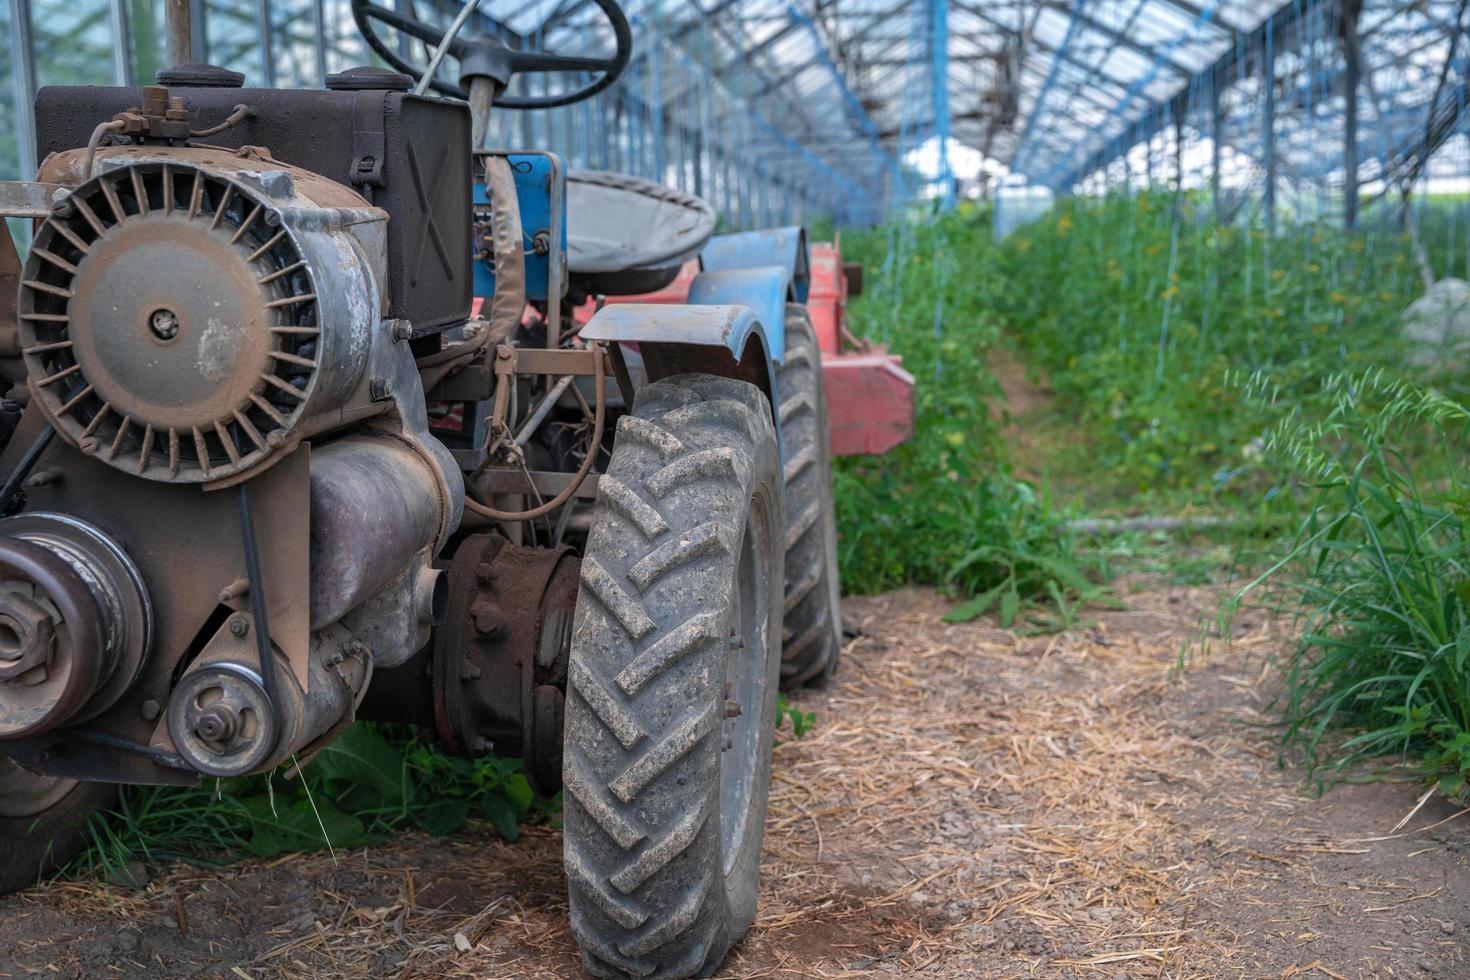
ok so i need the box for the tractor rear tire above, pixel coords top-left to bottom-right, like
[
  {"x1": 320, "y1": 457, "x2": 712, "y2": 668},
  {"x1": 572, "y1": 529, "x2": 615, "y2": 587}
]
[
  {"x1": 0, "y1": 758, "x2": 113, "y2": 894},
  {"x1": 563, "y1": 374, "x2": 784, "y2": 980},
  {"x1": 774, "y1": 306, "x2": 843, "y2": 689}
]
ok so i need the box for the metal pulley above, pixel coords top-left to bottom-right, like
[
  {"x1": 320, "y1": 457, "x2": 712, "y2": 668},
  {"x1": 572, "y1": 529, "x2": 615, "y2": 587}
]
[{"x1": 0, "y1": 513, "x2": 151, "y2": 740}]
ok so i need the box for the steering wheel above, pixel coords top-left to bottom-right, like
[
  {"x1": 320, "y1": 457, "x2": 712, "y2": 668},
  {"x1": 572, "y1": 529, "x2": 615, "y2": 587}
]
[{"x1": 351, "y1": 0, "x2": 632, "y2": 110}]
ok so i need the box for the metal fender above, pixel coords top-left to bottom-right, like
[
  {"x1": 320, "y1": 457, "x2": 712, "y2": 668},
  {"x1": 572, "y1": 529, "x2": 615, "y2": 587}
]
[
  {"x1": 687, "y1": 267, "x2": 787, "y2": 362},
  {"x1": 701, "y1": 226, "x2": 811, "y2": 304},
  {"x1": 579, "y1": 302, "x2": 783, "y2": 449}
]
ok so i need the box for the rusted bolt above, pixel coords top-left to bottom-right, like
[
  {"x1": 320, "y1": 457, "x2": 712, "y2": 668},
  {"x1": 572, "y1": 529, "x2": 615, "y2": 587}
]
[
  {"x1": 140, "y1": 699, "x2": 161, "y2": 721},
  {"x1": 49, "y1": 198, "x2": 73, "y2": 219},
  {"x1": 460, "y1": 662, "x2": 482, "y2": 681},
  {"x1": 475, "y1": 561, "x2": 497, "y2": 585},
  {"x1": 369, "y1": 378, "x2": 392, "y2": 402},
  {"x1": 78, "y1": 436, "x2": 99, "y2": 454},
  {"x1": 0, "y1": 596, "x2": 55, "y2": 682},
  {"x1": 389, "y1": 320, "x2": 413, "y2": 342},
  {"x1": 149, "y1": 308, "x2": 181, "y2": 342},
  {"x1": 194, "y1": 705, "x2": 237, "y2": 743},
  {"x1": 228, "y1": 616, "x2": 249, "y2": 638},
  {"x1": 725, "y1": 700, "x2": 742, "y2": 719}
]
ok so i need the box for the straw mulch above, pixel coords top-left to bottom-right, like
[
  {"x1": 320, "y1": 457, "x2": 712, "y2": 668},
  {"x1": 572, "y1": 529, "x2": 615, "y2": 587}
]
[{"x1": 1, "y1": 585, "x2": 1466, "y2": 979}]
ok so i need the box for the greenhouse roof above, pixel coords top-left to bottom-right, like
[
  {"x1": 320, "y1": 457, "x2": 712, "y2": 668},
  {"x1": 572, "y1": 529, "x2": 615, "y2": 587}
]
[
  {"x1": 2, "y1": 0, "x2": 1464, "y2": 222},
  {"x1": 507, "y1": 0, "x2": 1465, "y2": 194}
]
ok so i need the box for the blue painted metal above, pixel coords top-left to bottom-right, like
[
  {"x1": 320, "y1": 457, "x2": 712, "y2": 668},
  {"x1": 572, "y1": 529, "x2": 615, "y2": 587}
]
[
  {"x1": 579, "y1": 302, "x2": 783, "y2": 449},
  {"x1": 929, "y1": 0, "x2": 953, "y2": 209},
  {"x1": 688, "y1": 267, "x2": 787, "y2": 362},
  {"x1": 700, "y1": 226, "x2": 811, "y2": 302},
  {"x1": 472, "y1": 151, "x2": 567, "y2": 303}
]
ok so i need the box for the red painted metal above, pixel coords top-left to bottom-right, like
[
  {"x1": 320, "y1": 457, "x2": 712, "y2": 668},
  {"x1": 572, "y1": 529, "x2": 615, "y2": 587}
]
[
  {"x1": 558, "y1": 243, "x2": 913, "y2": 456},
  {"x1": 823, "y1": 353, "x2": 915, "y2": 456},
  {"x1": 807, "y1": 240, "x2": 913, "y2": 456}
]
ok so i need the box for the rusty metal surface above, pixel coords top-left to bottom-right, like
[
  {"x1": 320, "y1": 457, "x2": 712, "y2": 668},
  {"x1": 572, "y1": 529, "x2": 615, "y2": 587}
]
[
  {"x1": 0, "y1": 221, "x2": 21, "y2": 372},
  {"x1": 34, "y1": 84, "x2": 472, "y2": 334},
  {"x1": 476, "y1": 469, "x2": 600, "y2": 500},
  {"x1": 21, "y1": 152, "x2": 385, "y2": 486},
  {"x1": 822, "y1": 352, "x2": 916, "y2": 457},
  {"x1": 422, "y1": 534, "x2": 578, "y2": 794},
  {"x1": 0, "y1": 407, "x2": 312, "y2": 781},
  {"x1": 0, "y1": 182, "x2": 68, "y2": 219}
]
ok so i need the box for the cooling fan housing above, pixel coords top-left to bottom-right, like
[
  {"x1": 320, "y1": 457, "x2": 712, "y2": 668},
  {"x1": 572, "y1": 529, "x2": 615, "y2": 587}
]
[{"x1": 18, "y1": 151, "x2": 388, "y2": 484}]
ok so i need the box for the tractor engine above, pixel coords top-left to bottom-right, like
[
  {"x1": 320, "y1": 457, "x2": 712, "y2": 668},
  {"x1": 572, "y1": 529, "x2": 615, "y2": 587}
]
[{"x1": 0, "y1": 82, "x2": 468, "y2": 782}]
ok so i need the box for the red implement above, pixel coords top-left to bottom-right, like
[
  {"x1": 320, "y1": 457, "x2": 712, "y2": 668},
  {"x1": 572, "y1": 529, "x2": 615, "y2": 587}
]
[
  {"x1": 568, "y1": 243, "x2": 913, "y2": 456},
  {"x1": 806, "y1": 241, "x2": 914, "y2": 456}
]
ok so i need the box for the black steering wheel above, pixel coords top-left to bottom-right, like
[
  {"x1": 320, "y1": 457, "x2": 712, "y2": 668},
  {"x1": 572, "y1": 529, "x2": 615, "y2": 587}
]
[{"x1": 351, "y1": 0, "x2": 632, "y2": 109}]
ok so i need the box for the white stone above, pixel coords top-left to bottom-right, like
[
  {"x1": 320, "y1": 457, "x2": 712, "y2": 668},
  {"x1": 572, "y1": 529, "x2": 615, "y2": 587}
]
[{"x1": 1402, "y1": 278, "x2": 1470, "y2": 367}]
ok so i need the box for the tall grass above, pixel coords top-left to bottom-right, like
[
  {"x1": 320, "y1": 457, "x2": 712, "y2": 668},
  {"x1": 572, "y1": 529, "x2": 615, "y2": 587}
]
[{"x1": 1224, "y1": 373, "x2": 1470, "y2": 799}]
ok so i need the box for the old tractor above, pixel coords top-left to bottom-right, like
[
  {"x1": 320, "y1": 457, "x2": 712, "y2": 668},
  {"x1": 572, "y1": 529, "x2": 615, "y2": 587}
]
[{"x1": 0, "y1": 2, "x2": 904, "y2": 976}]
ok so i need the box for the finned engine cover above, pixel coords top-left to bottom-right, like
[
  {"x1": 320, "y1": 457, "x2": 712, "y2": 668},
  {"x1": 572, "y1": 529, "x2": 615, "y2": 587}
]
[{"x1": 19, "y1": 149, "x2": 388, "y2": 483}]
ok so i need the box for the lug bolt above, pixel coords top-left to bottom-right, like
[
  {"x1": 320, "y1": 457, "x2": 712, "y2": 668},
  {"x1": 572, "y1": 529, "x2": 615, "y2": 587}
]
[
  {"x1": 140, "y1": 699, "x2": 161, "y2": 721},
  {"x1": 229, "y1": 617, "x2": 249, "y2": 637}
]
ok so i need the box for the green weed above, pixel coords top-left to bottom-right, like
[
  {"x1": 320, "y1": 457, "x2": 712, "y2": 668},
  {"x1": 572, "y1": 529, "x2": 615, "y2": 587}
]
[{"x1": 1221, "y1": 373, "x2": 1470, "y2": 799}]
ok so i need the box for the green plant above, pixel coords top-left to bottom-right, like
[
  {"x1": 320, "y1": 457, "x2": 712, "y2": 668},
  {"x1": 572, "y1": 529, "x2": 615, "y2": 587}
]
[
  {"x1": 78, "y1": 724, "x2": 551, "y2": 879},
  {"x1": 996, "y1": 192, "x2": 1437, "y2": 508},
  {"x1": 835, "y1": 203, "x2": 1109, "y2": 625},
  {"x1": 1222, "y1": 372, "x2": 1470, "y2": 799},
  {"x1": 776, "y1": 694, "x2": 816, "y2": 739}
]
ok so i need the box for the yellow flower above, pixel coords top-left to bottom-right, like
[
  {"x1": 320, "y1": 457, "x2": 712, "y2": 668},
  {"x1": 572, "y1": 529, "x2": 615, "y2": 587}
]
[
  {"x1": 943, "y1": 431, "x2": 965, "y2": 448},
  {"x1": 1312, "y1": 323, "x2": 1329, "y2": 335},
  {"x1": 1328, "y1": 290, "x2": 1346, "y2": 305},
  {"x1": 1160, "y1": 286, "x2": 1180, "y2": 300},
  {"x1": 1056, "y1": 215, "x2": 1073, "y2": 235},
  {"x1": 1377, "y1": 291, "x2": 1395, "y2": 302},
  {"x1": 1307, "y1": 263, "x2": 1320, "y2": 274}
]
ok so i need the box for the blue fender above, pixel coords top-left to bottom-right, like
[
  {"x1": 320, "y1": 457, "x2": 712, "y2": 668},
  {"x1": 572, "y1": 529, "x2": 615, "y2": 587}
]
[
  {"x1": 579, "y1": 303, "x2": 783, "y2": 451},
  {"x1": 694, "y1": 227, "x2": 811, "y2": 363},
  {"x1": 700, "y1": 227, "x2": 811, "y2": 304}
]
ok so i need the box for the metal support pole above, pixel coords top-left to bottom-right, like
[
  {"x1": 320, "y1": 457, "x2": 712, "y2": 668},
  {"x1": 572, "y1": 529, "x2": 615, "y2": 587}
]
[
  {"x1": 1341, "y1": 0, "x2": 1362, "y2": 230},
  {"x1": 255, "y1": 0, "x2": 276, "y2": 89},
  {"x1": 1172, "y1": 100, "x2": 1185, "y2": 193},
  {"x1": 929, "y1": 0, "x2": 953, "y2": 209},
  {"x1": 166, "y1": 0, "x2": 192, "y2": 68},
  {"x1": 189, "y1": 0, "x2": 208, "y2": 64},
  {"x1": 109, "y1": 0, "x2": 134, "y2": 86},
  {"x1": 311, "y1": 0, "x2": 329, "y2": 86},
  {"x1": 7, "y1": 0, "x2": 38, "y2": 181},
  {"x1": 1211, "y1": 76, "x2": 1223, "y2": 225},
  {"x1": 1263, "y1": 26, "x2": 1277, "y2": 235}
]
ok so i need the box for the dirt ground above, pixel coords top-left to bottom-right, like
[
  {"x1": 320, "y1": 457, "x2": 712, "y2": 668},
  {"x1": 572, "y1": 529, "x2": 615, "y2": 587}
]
[{"x1": 1, "y1": 585, "x2": 1467, "y2": 979}]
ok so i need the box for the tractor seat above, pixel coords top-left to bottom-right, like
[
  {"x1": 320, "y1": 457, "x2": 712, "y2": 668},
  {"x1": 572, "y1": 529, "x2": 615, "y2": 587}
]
[{"x1": 566, "y1": 170, "x2": 716, "y2": 296}]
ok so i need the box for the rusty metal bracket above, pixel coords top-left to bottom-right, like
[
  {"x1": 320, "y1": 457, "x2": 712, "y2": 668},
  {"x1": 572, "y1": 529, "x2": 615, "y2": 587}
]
[
  {"x1": 491, "y1": 344, "x2": 613, "y2": 378},
  {"x1": 0, "y1": 182, "x2": 67, "y2": 219},
  {"x1": 478, "y1": 469, "x2": 600, "y2": 500}
]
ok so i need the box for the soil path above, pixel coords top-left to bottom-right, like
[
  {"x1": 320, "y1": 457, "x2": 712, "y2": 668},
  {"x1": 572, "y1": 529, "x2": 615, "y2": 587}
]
[{"x1": 1, "y1": 586, "x2": 1467, "y2": 979}]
